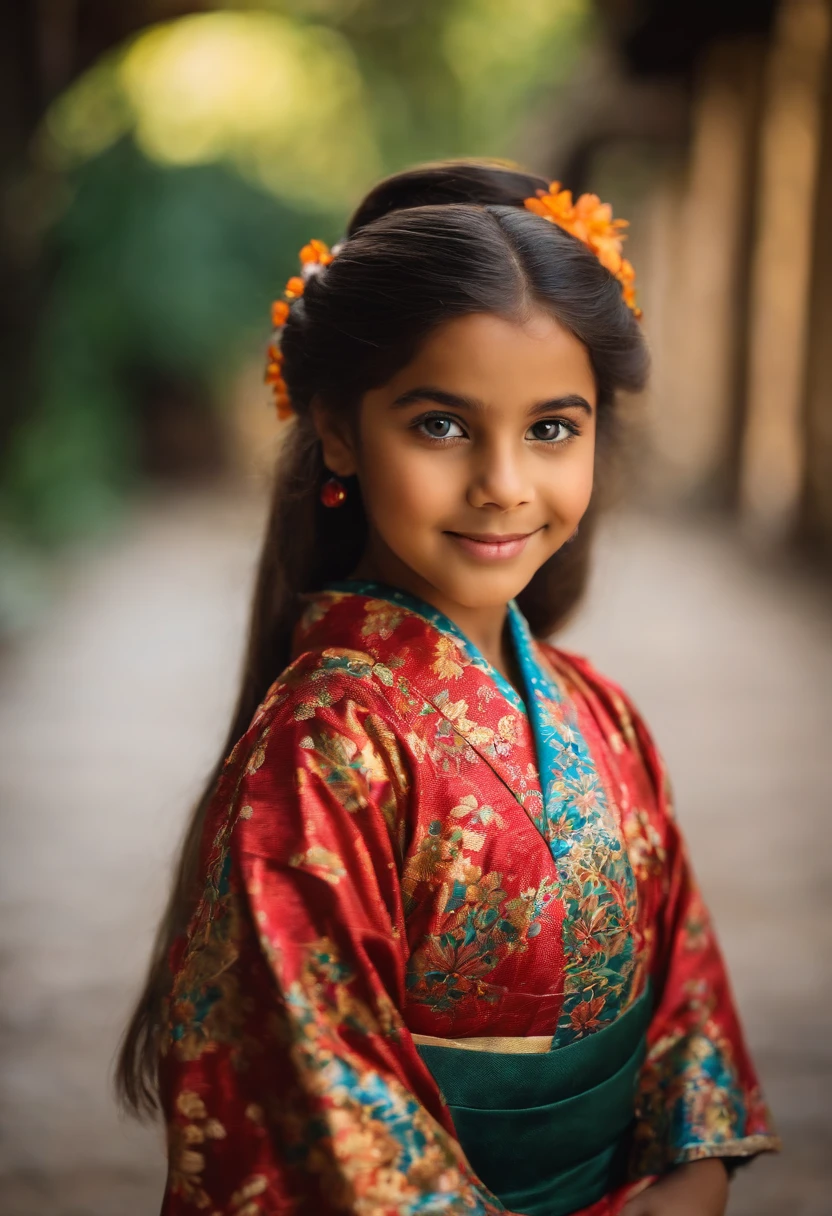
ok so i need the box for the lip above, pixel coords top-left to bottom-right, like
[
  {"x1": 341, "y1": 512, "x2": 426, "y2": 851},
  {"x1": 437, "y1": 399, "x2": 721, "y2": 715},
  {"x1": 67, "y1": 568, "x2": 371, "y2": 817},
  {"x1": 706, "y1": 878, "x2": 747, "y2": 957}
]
[{"x1": 445, "y1": 527, "x2": 543, "y2": 561}]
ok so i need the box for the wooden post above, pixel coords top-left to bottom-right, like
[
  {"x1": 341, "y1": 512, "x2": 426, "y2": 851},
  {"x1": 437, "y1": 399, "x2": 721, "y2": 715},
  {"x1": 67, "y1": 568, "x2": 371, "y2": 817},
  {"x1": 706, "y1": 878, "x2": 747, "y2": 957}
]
[
  {"x1": 739, "y1": 0, "x2": 830, "y2": 540},
  {"x1": 641, "y1": 39, "x2": 764, "y2": 503},
  {"x1": 802, "y1": 24, "x2": 832, "y2": 551}
]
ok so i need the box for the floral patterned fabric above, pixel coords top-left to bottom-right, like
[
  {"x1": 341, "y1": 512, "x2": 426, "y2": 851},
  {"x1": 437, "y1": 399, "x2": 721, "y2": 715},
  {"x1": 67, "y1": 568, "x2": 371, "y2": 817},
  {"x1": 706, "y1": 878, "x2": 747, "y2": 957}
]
[{"x1": 159, "y1": 585, "x2": 778, "y2": 1215}]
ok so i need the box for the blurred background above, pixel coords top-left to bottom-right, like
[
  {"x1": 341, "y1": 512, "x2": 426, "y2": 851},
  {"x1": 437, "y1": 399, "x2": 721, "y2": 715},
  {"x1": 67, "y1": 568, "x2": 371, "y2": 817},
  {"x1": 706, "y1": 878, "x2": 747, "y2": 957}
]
[{"x1": 1, "y1": 1, "x2": 830, "y2": 1213}]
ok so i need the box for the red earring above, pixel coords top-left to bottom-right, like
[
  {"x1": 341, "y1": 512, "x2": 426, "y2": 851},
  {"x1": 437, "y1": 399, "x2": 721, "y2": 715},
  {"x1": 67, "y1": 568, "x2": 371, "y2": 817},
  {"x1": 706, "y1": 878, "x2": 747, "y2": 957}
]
[{"x1": 320, "y1": 476, "x2": 347, "y2": 508}]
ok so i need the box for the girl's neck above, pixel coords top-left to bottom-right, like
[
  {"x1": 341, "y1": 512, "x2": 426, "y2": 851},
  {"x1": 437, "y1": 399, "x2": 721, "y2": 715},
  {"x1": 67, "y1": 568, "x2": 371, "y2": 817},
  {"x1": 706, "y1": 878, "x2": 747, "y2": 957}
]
[{"x1": 349, "y1": 546, "x2": 517, "y2": 688}]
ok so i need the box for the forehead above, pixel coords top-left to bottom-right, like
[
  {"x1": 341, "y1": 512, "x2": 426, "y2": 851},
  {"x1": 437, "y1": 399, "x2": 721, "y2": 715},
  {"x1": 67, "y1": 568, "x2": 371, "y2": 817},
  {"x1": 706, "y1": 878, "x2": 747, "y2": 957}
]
[{"x1": 386, "y1": 311, "x2": 596, "y2": 404}]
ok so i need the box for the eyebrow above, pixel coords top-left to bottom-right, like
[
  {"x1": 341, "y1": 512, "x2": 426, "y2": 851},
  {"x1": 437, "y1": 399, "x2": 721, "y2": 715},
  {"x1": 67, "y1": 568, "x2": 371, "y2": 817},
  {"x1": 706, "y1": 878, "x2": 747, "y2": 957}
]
[{"x1": 390, "y1": 385, "x2": 594, "y2": 416}]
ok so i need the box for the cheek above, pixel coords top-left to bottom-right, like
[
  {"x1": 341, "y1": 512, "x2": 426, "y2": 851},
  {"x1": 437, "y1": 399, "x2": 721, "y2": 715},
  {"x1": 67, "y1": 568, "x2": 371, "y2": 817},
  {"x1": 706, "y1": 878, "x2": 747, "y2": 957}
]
[
  {"x1": 358, "y1": 431, "x2": 455, "y2": 521},
  {"x1": 544, "y1": 442, "x2": 596, "y2": 520}
]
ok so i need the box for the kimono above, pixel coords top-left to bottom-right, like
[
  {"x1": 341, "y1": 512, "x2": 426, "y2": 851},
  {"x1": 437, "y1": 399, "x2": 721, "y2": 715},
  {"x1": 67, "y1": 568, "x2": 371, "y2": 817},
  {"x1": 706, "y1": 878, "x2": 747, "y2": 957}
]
[{"x1": 160, "y1": 581, "x2": 778, "y2": 1216}]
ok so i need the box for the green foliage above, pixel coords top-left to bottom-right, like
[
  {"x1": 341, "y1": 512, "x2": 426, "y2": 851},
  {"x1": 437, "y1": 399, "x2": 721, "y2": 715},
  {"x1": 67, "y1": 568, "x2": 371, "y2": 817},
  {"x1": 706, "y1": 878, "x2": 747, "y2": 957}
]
[{"x1": 3, "y1": 140, "x2": 337, "y2": 545}]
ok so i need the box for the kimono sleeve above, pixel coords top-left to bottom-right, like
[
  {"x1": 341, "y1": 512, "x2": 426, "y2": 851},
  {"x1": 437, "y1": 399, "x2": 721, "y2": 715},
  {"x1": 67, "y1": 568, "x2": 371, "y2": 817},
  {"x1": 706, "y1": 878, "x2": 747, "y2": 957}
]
[
  {"x1": 618, "y1": 694, "x2": 781, "y2": 1177},
  {"x1": 161, "y1": 677, "x2": 507, "y2": 1216}
]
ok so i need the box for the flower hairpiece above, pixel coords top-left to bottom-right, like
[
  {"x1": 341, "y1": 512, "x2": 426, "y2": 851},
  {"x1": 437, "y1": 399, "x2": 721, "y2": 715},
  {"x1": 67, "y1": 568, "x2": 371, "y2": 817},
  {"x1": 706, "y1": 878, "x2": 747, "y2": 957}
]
[
  {"x1": 265, "y1": 238, "x2": 339, "y2": 419},
  {"x1": 524, "y1": 182, "x2": 641, "y2": 318}
]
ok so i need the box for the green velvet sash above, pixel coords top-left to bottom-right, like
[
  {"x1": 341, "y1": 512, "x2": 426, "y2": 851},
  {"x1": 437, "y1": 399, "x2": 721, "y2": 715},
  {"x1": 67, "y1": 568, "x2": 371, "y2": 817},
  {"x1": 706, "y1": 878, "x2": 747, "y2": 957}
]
[{"x1": 416, "y1": 984, "x2": 652, "y2": 1216}]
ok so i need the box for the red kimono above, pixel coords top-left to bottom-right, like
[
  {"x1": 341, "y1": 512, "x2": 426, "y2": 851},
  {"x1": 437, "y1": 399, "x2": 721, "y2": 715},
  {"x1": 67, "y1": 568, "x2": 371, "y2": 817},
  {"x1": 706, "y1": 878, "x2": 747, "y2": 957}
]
[{"x1": 159, "y1": 584, "x2": 778, "y2": 1215}]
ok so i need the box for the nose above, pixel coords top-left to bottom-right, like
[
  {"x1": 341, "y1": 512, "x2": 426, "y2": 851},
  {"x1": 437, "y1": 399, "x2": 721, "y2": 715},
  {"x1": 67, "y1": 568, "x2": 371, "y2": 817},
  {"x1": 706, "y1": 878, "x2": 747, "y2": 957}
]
[{"x1": 466, "y1": 438, "x2": 531, "y2": 512}]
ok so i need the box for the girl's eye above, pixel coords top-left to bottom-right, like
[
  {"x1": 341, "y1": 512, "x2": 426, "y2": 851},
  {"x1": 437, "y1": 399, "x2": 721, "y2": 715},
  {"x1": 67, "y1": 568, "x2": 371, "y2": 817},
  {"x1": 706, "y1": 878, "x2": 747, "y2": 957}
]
[
  {"x1": 528, "y1": 419, "x2": 576, "y2": 443},
  {"x1": 416, "y1": 414, "x2": 466, "y2": 440}
]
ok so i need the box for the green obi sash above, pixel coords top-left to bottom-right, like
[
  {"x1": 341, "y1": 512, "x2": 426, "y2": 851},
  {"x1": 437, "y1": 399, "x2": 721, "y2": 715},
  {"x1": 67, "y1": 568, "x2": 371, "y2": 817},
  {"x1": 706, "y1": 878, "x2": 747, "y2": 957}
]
[{"x1": 416, "y1": 983, "x2": 652, "y2": 1216}]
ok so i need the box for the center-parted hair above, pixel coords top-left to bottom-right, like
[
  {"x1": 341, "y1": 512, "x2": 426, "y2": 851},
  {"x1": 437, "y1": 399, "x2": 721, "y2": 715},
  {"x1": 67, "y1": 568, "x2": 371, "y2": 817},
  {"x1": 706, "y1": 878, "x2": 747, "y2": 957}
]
[{"x1": 116, "y1": 159, "x2": 650, "y2": 1114}]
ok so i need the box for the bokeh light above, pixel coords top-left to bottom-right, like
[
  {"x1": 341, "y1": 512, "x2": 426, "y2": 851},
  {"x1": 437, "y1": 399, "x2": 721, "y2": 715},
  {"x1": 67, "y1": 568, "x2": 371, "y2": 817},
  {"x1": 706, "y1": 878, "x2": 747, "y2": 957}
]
[{"x1": 43, "y1": 13, "x2": 382, "y2": 209}]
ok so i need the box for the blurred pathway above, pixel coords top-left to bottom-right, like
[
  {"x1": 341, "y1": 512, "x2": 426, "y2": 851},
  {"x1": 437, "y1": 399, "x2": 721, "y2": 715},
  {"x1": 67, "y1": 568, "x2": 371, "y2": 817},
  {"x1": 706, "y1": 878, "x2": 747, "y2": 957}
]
[{"x1": 0, "y1": 491, "x2": 829, "y2": 1215}]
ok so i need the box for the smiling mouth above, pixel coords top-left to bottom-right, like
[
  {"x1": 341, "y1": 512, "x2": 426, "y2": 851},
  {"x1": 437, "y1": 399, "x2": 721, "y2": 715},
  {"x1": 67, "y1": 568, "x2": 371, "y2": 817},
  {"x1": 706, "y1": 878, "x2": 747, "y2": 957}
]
[{"x1": 444, "y1": 526, "x2": 544, "y2": 560}]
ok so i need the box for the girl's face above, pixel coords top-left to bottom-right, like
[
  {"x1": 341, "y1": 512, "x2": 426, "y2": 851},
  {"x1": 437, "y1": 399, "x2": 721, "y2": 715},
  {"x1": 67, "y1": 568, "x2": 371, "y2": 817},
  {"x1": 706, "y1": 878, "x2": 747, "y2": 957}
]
[{"x1": 318, "y1": 310, "x2": 597, "y2": 615}]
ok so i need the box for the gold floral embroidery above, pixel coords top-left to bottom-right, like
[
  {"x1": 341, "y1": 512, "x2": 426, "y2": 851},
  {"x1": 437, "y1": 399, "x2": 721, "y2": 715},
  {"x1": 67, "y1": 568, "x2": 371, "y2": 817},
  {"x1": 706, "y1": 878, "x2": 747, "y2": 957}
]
[
  {"x1": 245, "y1": 727, "x2": 270, "y2": 775},
  {"x1": 622, "y1": 807, "x2": 667, "y2": 882},
  {"x1": 229, "y1": 1174, "x2": 269, "y2": 1215},
  {"x1": 360, "y1": 601, "x2": 406, "y2": 641},
  {"x1": 283, "y1": 940, "x2": 490, "y2": 1212},
  {"x1": 450, "y1": 794, "x2": 506, "y2": 830},
  {"x1": 432, "y1": 635, "x2": 466, "y2": 680},
  {"x1": 289, "y1": 845, "x2": 347, "y2": 884},
  {"x1": 168, "y1": 1091, "x2": 227, "y2": 1210}
]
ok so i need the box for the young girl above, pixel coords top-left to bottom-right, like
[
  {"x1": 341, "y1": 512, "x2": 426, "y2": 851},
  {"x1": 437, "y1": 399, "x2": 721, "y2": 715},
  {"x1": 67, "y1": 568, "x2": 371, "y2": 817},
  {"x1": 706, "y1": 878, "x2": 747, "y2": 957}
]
[{"x1": 118, "y1": 161, "x2": 779, "y2": 1216}]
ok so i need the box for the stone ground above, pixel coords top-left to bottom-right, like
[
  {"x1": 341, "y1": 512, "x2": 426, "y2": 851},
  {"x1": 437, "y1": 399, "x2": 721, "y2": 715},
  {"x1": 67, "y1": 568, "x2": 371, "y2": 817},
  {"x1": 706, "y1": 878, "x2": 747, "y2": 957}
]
[{"x1": 0, "y1": 489, "x2": 829, "y2": 1216}]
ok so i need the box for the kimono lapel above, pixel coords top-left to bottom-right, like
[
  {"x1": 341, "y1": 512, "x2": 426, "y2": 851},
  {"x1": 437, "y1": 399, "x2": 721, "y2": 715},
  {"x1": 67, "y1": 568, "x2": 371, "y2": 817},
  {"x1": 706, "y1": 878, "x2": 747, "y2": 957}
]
[
  {"x1": 508, "y1": 605, "x2": 641, "y2": 1041},
  {"x1": 295, "y1": 583, "x2": 545, "y2": 827},
  {"x1": 507, "y1": 602, "x2": 609, "y2": 855}
]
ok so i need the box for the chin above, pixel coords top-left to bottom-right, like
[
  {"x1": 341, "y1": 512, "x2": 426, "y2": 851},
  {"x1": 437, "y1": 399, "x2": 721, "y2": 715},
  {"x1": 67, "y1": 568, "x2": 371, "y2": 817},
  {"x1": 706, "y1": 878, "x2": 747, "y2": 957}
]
[{"x1": 426, "y1": 565, "x2": 537, "y2": 610}]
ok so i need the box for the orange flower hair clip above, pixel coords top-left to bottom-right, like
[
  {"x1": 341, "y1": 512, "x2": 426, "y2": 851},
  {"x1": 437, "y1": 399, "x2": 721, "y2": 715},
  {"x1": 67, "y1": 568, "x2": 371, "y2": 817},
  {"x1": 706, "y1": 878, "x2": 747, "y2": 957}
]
[
  {"x1": 265, "y1": 238, "x2": 339, "y2": 419},
  {"x1": 524, "y1": 182, "x2": 641, "y2": 318}
]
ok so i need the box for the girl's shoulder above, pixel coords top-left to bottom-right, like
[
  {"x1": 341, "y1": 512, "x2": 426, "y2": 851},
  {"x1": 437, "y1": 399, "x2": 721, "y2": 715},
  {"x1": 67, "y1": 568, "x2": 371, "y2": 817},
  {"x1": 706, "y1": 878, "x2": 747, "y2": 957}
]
[
  {"x1": 538, "y1": 641, "x2": 642, "y2": 727},
  {"x1": 247, "y1": 642, "x2": 406, "y2": 739},
  {"x1": 215, "y1": 642, "x2": 413, "y2": 819},
  {"x1": 537, "y1": 640, "x2": 668, "y2": 800}
]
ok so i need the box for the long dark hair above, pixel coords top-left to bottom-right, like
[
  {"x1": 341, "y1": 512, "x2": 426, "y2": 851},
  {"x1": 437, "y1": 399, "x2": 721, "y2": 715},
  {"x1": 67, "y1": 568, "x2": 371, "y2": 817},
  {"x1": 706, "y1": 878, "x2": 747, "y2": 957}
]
[{"x1": 116, "y1": 159, "x2": 649, "y2": 1114}]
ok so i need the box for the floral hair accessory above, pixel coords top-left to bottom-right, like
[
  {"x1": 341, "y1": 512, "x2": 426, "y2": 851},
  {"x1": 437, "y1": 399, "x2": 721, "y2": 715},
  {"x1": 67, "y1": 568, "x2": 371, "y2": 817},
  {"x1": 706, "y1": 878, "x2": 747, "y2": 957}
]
[
  {"x1": 524, "y1": 182, "x2": 641, "y2": 318},
  {"x1": 265, "y1": 238, "x2": 340, "y2": 419}
]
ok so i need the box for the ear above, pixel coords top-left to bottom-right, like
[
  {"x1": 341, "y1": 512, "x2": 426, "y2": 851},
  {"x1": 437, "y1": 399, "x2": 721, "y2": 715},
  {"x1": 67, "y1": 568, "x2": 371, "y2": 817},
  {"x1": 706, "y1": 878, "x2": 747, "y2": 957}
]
[{"x1": 310, "y1": 398, "x2": 358, "y2": 477}]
